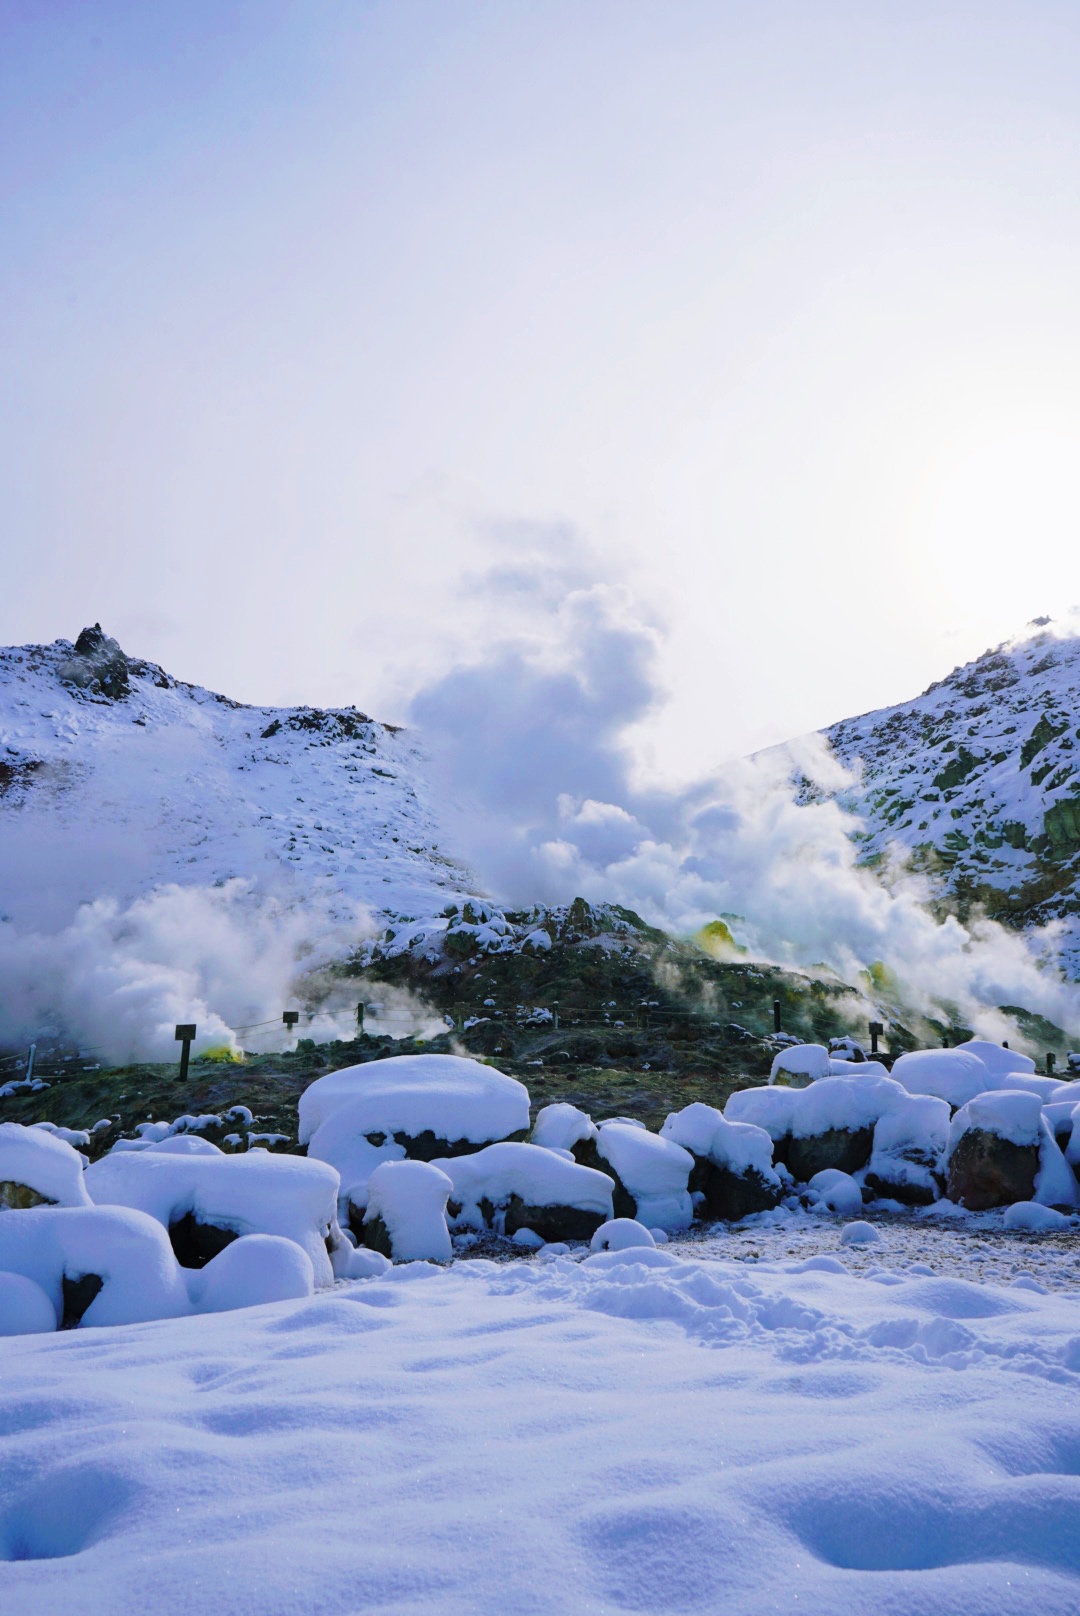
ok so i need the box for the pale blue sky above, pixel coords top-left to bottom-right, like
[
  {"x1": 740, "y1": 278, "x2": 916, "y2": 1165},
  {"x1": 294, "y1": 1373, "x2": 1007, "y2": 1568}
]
[{"x1": 3, "y1": 1, "x2": 1080, "y2": 774}]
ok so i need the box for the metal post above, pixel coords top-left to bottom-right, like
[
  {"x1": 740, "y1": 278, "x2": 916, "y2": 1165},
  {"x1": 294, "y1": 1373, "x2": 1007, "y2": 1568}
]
[
  {"x1": 1047, "y1": 1051, "x2": 1056, "y2": 1076},
  {"x1": 553, "y1": 1000, "x2": 560, "y2": 1031},
  {"x1": 773, "y1": 1000, "x2": 782, "y2": 1035},
  {"x1": 25, "y1": 1043, "x2": 36, "y2": 1084},
  {"x1": 356, "y1": 1002, "x2": 365, "y2": 1035},
  {"x1": 175, "y1": 1023, "x2": 196, "y2": 1082}
]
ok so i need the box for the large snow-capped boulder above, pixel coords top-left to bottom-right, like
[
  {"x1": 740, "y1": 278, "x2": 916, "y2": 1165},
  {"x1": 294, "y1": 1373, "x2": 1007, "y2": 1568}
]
[
  {"x1": 769, "y1": 1044, "x2": 831, "y2": 1087},
  {"x1": 784, "y1": 1075, "x2": 906, "y2": 1183},
  {"x1": 0, "y1": 1122, "x2": 92, "y2": 1210},
  {"x1": 889, "y1": 1048, "x2": 989, "y2": 1109},
  {"x1": 945, "y1": 1091, "x2": 1077, "y2": 1210},
  {"x1": 362, "y1": 1160, "x2": 453, "y2": 1263},
  {"x1": 592, "y1": 1122, "x2": 694, "y2": 1231},
  {"x1": 301, "y1": 1054, "x2": 530, "y2": 1216},
  {"x1": 84, "y1": 1149, "x2": 341, "y2": 1286},
  {"x1": 660, "y1": 1103, "x2": 781, "y2": 1221},
  {"x1": 0, "y1": 1205, "x2": 193, "y2": 1327},
  {"x1": 864, "y1": 1093, "x2": 951, "y2": 1205},
  {"x1": 435, "y1": 1141, "x2": 614, "y2": 1243}
]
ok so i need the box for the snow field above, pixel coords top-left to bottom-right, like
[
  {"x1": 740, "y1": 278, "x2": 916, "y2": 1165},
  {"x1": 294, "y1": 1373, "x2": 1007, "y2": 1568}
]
[{"x1": 4, "y1": 1244, "x2": 1080, "y2": 1614}]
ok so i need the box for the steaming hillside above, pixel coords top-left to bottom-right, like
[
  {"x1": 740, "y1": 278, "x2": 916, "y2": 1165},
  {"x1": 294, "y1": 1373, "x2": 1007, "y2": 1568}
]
[
  {"x1": 0, "y1": 625, "x2": 469, "y2": 932},
  {"x1": 811, "y1": 618, "x2": 1080, "y2": 979}
]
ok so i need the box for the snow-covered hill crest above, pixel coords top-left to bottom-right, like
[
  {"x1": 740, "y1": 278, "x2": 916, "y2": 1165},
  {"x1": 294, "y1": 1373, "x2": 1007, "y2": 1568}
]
[
  {"x1": 0, "y1": 625, "x2": 468, "y2": 932},
  {"x1": 813, "y1": 615, "x2": 1080, "y2": 976}
]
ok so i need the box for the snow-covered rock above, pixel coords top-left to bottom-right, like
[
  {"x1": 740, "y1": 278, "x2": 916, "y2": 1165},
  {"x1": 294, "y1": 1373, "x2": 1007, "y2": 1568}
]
[
  {"x1": 530, "y1": 1103, "x2": 598, "y2": 1156},
  {"x1": 865, "y1": 1093, "x2": 950, "y2": 1206},
  {"x1": 435, "y1": 1142, "x2": 613, "y2": 1243},
  {"x1": 301, "y1": 1054, "x2": 530, "y2": 1219},
  {"x1": 946, "y1": 1092, "x2": 1044, "y2": 1210},
  {"x1": 594, "y1": 1122, "x2": 694, "y2": 1231},
  {"x1": 785, "y1": 1075, "x2": 905, "y2": 1183},
  {"x1": 589, "y1": 1219, "x2": 655, "y2": 1252},
  {"x1": 362, "y1": 1160, "x2": 453, "y2": 1263},
  {"x1": 806, "y1": 1169, "x2": 864, "y2": 1215},
  {"x1": 0, "y1": 1122, "x2": 92, "y2": 1209},
  {"x1": 0, "y1": 1205, "x2": 193, "y2": 1327},
  {"x1": 660, "y1": 1103, "x2": 781, "y2": 1221},
  {"x1": 769, "y1": 1044, "x2": 830, "y2": 1087},
  {"x1": 84, "y1": 1149, "x2": 341, "y2": 1286},
  {"x1": 724, "y1": 1085, "x2": 799, "y2": 1142}
]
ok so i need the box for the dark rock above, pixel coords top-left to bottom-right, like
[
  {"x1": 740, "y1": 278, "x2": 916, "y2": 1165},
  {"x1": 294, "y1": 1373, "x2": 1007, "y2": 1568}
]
[
  {"x1": 946, "y1": 1128, "x2": 1039, "y2": 1210},
  {"x1": 168, "y1": 1211, "x2": 240, "y2": 1269},
  {"x1": 503, "y1": 1194, "x2": 607, "y2": 1244},
  {"x1": 0, "y1": 1180, "x2": 57, "y2": 1210},
  {"x1": 569, "y1": 1138, "x2": 635, "y2": 1217},
  {"x1": 701, "y1": 1163, "x2": 782, "y2": 1221},
  {"x1": 62, "y1": 1272, "x2": 103, "y2": 1328},
  {"x1": 360, "y1": 1212, "x2": 393, "y2": 1258},
  {"x1": 391, "y1": 1128, "x2": 526, "y2": 1162},
  {"x1": 786, "y1": 1126, "x2": 873, "y2": 1183},
  {"x1": 59, "y1": 624, "x2": 130, "y2": 699},
  {"x1": 863, "y1": 1168, "x2": 943, "y2": 1207}
]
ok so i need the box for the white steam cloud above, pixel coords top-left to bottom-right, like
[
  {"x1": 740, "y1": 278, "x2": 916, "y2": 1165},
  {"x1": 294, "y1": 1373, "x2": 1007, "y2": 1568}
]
[
  {"x1": 412, "y1": 542, "x2": 1080, "y2": 1043},
  {"x1": 0, "y1": 880, "x2": 376, "y2": 1065}
]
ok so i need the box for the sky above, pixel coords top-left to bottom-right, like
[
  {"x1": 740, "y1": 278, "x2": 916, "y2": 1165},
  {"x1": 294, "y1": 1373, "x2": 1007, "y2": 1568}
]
[{"x1": 3, "y1": 0, "x2": 1080, "y2": 780}]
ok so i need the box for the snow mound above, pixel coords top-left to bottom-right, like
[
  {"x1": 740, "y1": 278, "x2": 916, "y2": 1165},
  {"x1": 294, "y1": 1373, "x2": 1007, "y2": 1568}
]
[
  {"x1": 0, "y1": 1270, "x2": 57, "y2": 1335},
  {"x1": 1003, "y1": 1202, "x2": 1071, "y2": 1232},
  {"x1": 83, "y1": 1150, "x2": 341, "y2": 1286},
  {"x1": 839, "y1": 1221, "x2": 881, "y2": 1246},
  {"x1": 807, "y1": 1170, "x2": 864, "y2": 1215},
  {"x1": 188, "y1": 1234, "x2": 315, "y2": 1312},
  {"x1": 145, "y1": 1135, "x2": 224, "y2": 1156},
  {"x1": 596, "y1": 1122, "x2": 694, "y2": 1231},
  {"x1": 435, "y1": 1142, "x2": 614, "y2": 1235},
  {"x1": 0, "y1": 1122, "x2": 92, "y2": 1208},
  {"x1": 890, "y1": 1048, "x2": 989, "y2": 1108},
  {"x1": 531, "y1": 1103, "x2": 598, "y2": 1154},
  {"x1": 590, "y1": 1219, "x2": 655, "y2": 1252},
  {"x1": 364, "y1": 1160, "x2": 452, "y2": 1262}
]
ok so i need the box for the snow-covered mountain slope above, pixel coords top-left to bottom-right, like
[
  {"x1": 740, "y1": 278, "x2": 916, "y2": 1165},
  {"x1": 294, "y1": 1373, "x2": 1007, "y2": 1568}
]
[
  {"x1": 0, "y1": 625, "x2": 470, "y2": 932},
  {"x1": 811, "y1": 616, "x2": 1080, "y2": 978}
]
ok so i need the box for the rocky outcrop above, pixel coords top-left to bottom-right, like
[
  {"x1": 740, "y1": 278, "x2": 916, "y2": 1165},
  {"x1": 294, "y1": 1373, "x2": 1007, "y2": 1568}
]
[{"x1": 699, "y1": 1162, "x2": 782, "y2": 1221}]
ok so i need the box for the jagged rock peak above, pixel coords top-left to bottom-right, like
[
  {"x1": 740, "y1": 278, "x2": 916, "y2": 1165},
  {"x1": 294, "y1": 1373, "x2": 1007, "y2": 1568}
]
[{"x1": 58, "y1": 623, "x2": 130, "y2": 700}]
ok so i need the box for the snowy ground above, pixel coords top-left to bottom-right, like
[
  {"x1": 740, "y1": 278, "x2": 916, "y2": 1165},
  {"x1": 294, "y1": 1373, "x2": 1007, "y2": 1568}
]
[{"x1": 4, "y1": 1221, "x2": 1080, "y2": 1615}]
